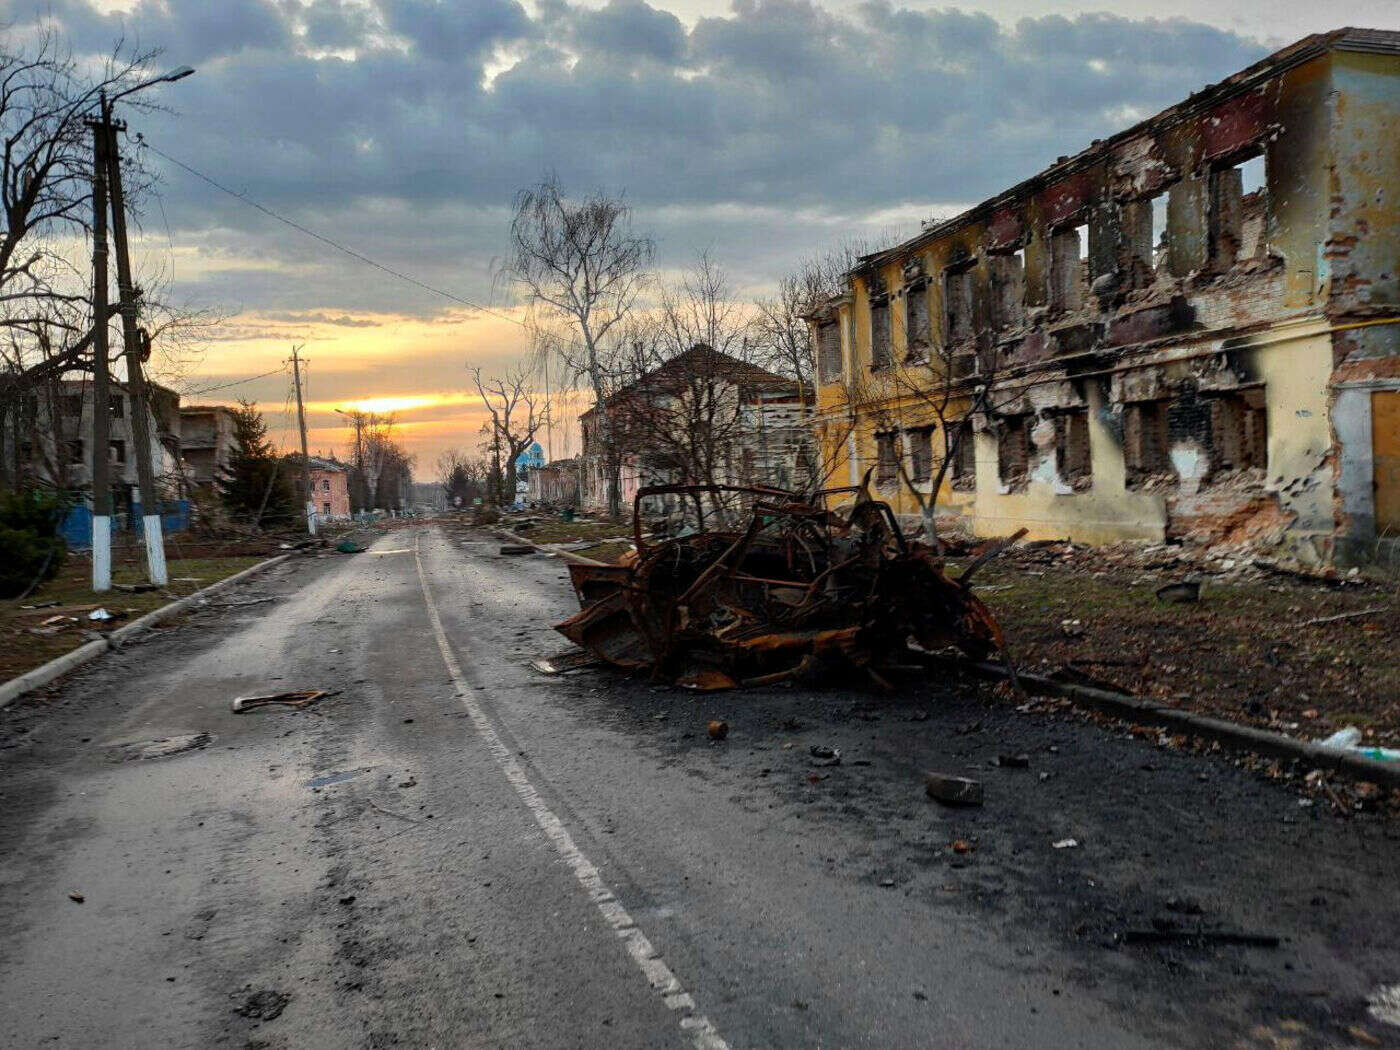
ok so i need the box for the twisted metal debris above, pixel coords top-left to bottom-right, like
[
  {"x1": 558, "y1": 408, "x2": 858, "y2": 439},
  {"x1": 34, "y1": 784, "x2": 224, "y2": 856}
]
[{"x1": 555, "y1": 482, "x2": 1012, "y2": 691}]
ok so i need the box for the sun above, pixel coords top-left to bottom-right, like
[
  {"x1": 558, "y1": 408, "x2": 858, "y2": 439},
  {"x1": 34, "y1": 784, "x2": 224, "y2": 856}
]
[{"x1": 341, "y1": 395, "x2": 443, "y2": 415}]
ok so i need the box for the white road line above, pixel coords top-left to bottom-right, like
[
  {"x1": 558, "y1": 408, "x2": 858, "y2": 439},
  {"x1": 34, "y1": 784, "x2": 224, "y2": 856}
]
[{"x1": 414, "y1": 534, "x2": 731, "y2": 1050}]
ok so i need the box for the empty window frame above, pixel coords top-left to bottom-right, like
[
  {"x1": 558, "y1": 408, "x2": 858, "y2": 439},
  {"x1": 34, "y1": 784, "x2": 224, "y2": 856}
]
[
  {"x1": 61, "y1": 394, "x2": 84, "y2": 418},
  {"x1": 1123, "y1": 400, "x2": 1171, "y2": 487},
  {"x1": 905, "y1": 283, "x2": 931, "y2": 360},
  {"x1": 817, "y1": 319, "x2": 842, "y2": 381},
  {"x1": 990, "y1": 249, "x2": 1025, "y2": 330},
  {"x1": 1210, "y1": 150, "x2": 1266, "y2": 269},
  {"x1": 1049, "y1": 224, "x2": 1087, "y2": 313},
  {"x1": 870, "y1": 298, "x2": 892, "y2": 371},
  {"x1": 66, "y1": 439, "x2": 84, "y2": 464},
  {"x1": 997, "y1": 414, "x2": 1031, "y2": 490},
  {"x1": 1123, "y1": 193, "x2": 1170, "y2": 284},
  {"x1": 109, "y1": 395, "x2": 125, "y2": 419},
  {"x1": 1208, "y1": 388, "x2": 1267, "y2": 472},
  {"x1": 875, "y1": 431, "x2": 899, "y2": 485},
  {"x1": 1054, "y1": 410, "x2": 1091, "y2": 487},
  {"x1": 322, "y1": 478, "x2": 331, "y2": 491},
  {"x1": 109, "y1": 439, "x2": 126, "y2": 465},
  {"x1": 944, "y1": 263, "x2": 975, "y2": 345},
  {"x1": 950, "y1": 426, "x2": 977, "y2": 491},
  {"x1": 907, "y1": 425, "x2": 935, "y2": 482},
  {"x1": 322, "y1": 502, "x2": 332, "y2": 516}
]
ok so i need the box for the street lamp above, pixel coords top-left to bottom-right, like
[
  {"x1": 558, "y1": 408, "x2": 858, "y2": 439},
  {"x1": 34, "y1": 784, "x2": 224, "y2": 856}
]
[{"x1": 86, "y1": 64, "x2": 196, "y2": 591}]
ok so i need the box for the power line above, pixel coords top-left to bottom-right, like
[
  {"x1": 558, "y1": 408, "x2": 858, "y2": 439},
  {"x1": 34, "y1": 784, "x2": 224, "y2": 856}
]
[
  {"x1": 179, "y1": 364, "x2": 288, "y2": 397},
  {"x1": 137, "y1": 136, "x2": 525, "y2": 329}
]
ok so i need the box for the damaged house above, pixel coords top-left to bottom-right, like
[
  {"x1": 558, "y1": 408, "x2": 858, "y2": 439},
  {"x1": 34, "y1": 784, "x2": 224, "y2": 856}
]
[
  {"x1": 579, "y1": 345, "x2": 813, "y2": 515},
  {"x1": 808, "y1": 28, "x2": 1400, "y2": 566}
]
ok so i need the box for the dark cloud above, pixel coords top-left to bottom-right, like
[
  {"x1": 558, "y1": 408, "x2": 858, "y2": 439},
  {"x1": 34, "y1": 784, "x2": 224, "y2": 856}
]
[{"x1": 3, "y1": 0, "x2": 1270, "y2": 316}]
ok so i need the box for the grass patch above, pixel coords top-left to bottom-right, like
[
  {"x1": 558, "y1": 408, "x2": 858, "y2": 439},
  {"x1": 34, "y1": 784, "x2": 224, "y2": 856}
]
[{"x1": 1, "y1": 554, "x2": 268, "y2": 683}]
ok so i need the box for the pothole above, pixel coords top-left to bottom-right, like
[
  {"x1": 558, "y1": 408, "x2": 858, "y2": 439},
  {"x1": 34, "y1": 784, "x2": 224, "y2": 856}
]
[{"x1": 106, "y1": 733, "x2": 213, "y2": 762}]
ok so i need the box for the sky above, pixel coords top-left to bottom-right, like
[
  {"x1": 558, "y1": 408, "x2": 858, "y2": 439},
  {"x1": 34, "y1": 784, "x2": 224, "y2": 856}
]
[{"x1": 4, "y1": 0, "x2": 1397, "y2": 477}]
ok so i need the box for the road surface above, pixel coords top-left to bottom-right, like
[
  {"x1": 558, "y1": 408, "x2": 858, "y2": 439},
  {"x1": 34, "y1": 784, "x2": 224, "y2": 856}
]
[{"x1": 2, "y1": 523, "x2": 1398, "y2": 1049}]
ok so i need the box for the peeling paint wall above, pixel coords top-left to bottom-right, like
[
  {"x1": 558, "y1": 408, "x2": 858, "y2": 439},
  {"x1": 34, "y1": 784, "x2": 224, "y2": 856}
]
[{"x1": 808, "y1": 30, "x2": 1400, "y2": 564}]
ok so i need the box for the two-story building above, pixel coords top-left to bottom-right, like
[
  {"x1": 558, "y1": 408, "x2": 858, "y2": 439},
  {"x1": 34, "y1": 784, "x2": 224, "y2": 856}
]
[
  {"x1": 178, "y1": 404, "x2": 238, "y2": 492},
  {"x1": 579, "y1": 345, "x2": 813, "y2": 514},
  {"x1": 809, "y1": 28, "x2": 1400, "y2": 566}
]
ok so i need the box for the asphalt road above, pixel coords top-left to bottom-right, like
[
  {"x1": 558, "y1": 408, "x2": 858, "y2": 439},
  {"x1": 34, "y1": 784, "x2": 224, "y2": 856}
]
[{"x1": 2, "y1": 523, "x2": 1399, "y2": 1050}]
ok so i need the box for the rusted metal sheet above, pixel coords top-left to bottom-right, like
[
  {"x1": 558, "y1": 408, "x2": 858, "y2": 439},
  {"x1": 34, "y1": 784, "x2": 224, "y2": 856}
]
[{"x1": 553, "y1": 482, "x2": 1010, "y2": 691}]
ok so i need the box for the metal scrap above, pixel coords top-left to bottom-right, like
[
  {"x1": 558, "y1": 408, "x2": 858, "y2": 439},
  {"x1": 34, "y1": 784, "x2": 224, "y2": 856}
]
[{"x1": 554, "y1": 482, "x2": 1010, "y2": 691}]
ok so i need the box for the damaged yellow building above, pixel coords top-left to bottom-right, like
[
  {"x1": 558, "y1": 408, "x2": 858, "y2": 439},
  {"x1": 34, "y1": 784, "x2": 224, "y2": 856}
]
[{"x1": 809, "y1": 28, "x2": 1400, "y2": 566}]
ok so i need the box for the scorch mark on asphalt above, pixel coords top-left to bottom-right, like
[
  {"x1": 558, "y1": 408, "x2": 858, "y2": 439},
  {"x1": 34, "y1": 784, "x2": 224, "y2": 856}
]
[{"x1": 414, "y1": 534, "x2": 730, "y2": 1050}]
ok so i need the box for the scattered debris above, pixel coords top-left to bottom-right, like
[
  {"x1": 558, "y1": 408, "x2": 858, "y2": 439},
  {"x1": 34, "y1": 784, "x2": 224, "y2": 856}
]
[
  {"x1": 368, "y1": 799, "x2": 421, "y2": 824},
  {"x1": 809, "y1": 745, "x2": 842, "y2": 766},
  {"x1": 925, "y1": 772, "x2": 983, "y2": 806},
  {"x1": 107, "y1": 733, "x2": 212, "y2": 762},
  {"x1": 1315, "y1": 727, "x2": 1400, "y2": 764},
  {"x1": 949, "y1": 840, "x2": 973, "y2": 854},
  {"x1": 335, "y1": 540, "x2": 367, "y2": 554},
  {"x1": 499, "y1": 544, "x2": 535, "y2": 556},
  {"x1": 232, "y1": 689, "x2": 340, "y2": 713},
  {"x1": 706, "y1": 719, "x2": 729, "y2": 741},
  {"x1": 996, "y1": 753, "x2": 1031, "y2": 768},
  {"x1": 235, "y1": 990, "x2": 290, "y2": 1021},
  {"x1": 1368, "y1": 983, "x2": 1400, "y2": 1028},
  {"x1": 1052, "y1": 838, "x2": 1079, "y2": 849},
  {"x1": 1300, "y1": 607, "x2": 1383, "y2": 628},
  {"x1": 68, "y1": 891, "x2": 84, "y2": 903},
  {"x1": 87, "y1": 608, "x2": 116, "y2": 622},
  {"x1": 554, "y1": 481, "x2": 1010, "y2": 691},
  {"x1": 530, "y1": 647, "x2": 602, "y2": 675},
  {"x1": 1155, "y1": 581, "x2": 1201, "y2": 604},
  {"x1": 1348, "y1": 1025, "x2": 1384, "y2": 1047},
  {"x1": 112, "y1": 582, "x2": 158, "y2": 593},
  {"x1": 1117, "y1": 929, "x2": 1279, "y2": 948}
]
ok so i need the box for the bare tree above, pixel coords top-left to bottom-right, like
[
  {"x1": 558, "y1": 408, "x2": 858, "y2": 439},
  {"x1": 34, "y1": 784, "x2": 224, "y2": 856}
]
[
  {"x1": 503, "y1": 175, "x2": 653, "y2": 516},
  {"x1": 472, "y1": 364, "x2": 546, "y2": 506}
]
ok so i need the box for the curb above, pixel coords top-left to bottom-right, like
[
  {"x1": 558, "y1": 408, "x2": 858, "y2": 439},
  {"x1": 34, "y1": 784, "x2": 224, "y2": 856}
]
[
  {"x1": 495, "y1": 528, "x2": 609, "y2": 567},
  {"x1": 0, "y1": 553, "x2": 293, "y2": 710},
  {"x1": 968, "y1": 661, "x2": 1400, "y2": 791}
]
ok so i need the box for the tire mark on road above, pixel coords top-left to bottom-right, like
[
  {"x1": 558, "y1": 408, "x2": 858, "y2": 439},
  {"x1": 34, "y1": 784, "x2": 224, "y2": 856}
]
[{"x1": 414, "y1": 533, "x2": 730, "y2": 1050}]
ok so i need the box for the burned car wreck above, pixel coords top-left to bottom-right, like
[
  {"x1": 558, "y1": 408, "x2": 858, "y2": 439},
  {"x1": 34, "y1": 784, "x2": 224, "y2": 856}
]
[{"x1": 554, "y1": 483, "x2": 1012, "y2": 691}]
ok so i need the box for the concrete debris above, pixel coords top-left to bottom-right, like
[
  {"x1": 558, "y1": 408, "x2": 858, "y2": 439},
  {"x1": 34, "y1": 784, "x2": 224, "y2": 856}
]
[
  {"x1": 925, "y1": 772, "x2": 983, "y2": 806},
  {"x1": 554, "y1": 483, "x2": 1009, "y2": 691},
  {"x1": 809, "y1": 745, "x2": 841, "y2": 766},
  {"x1": 707, "y1": 719, "x2": 729, "y2": 741},
  {"x1": 1052, "y1": 838, "x2": 1079, "y2": 849},
  {"x1": 1154, "y1": 580, "x2": 1201, "y2": 604},
  {"x1": 231, "y1": 689, "x2": 339, "y2": 713}
]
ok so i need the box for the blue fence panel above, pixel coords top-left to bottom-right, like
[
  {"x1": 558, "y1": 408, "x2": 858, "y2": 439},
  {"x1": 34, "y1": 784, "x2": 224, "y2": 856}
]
[
  {"x1": 58, "y1": 504, "x2": 93, "y2": 549},
  {"x1": 130, "y1": 499, "x2": 191, "y2": 535}
]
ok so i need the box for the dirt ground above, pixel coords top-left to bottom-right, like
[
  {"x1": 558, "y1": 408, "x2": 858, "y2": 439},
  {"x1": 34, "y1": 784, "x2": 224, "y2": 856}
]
[
  {"x1": 0, "y1": 553, "x2": 267, "y2": 680},
  {"x1": 955, "y1": 541, "x2": 1400, "y2": 750}
]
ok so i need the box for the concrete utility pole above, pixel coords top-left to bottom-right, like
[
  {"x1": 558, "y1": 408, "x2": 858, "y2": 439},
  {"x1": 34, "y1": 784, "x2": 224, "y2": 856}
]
[
  {"x1": 101, "y1": 97, "x2": 167, "y2": 584},
  {"x1": 290, "y1": 345, "x2": 316, "y2": 535},
  {"x1": 87, "y1": 100, "x2": 113, "y2": 592}
]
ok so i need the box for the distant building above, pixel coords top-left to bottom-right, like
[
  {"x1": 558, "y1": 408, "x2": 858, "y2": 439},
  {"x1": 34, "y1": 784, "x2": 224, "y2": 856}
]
[
  {"x1": 528, "y1": 458, "x2": 580, "y2": 507},
  {"x1": 178, "y1": 404, "x2": 237, "y2": 491},
  {"x1": 14, "y1": 377, "x2": 182, "y2": 515},
  {"x1": 578, "y1": 345, "x2": 813, "y2": 514},
  {"x1": 289, "y1": 455, "x2": 351, "y2": 521}
]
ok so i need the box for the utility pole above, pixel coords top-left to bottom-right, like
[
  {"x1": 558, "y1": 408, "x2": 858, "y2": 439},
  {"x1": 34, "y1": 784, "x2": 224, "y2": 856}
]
[
  {"x1": 101, "y1": 97, "x2": 167, "y2": 584},
  {"x1": 87, "y1": 99, "x2": 113, "y2": 592},
  {"x1": 290, "y1": 345, "x2": 316, "y2": 535}
]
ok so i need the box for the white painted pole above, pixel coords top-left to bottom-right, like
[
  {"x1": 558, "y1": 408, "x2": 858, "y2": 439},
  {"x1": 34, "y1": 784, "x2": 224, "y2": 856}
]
[
  {"x1": 92, "y1": 515, "x2": 112, "y2": 592},
  {"x1": 143, "y1": 514, "x2": 168, "y2": 585}
]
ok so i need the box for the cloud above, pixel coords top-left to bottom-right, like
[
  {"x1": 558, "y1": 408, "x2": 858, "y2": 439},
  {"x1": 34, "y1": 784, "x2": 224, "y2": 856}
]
[{"x1": 2, "y1": 0, "x2": 1280, "y2": 468}]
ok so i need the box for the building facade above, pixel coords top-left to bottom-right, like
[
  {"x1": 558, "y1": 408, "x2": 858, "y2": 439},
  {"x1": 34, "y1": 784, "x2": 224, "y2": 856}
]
[
  {"x1": 15, "y1": 377, "x2": 182, "y2": 512},
  {"x1": 528, "y1": 458, "x2": 581, "y2": 507},
  {"x1": 290, "y1": 456, "x2": 352, "y2": 521},
  {"x1": 178, "y1": 404, "x2": 237, "y2": 491},
  {"x1": 810, "y1": 29, "x2": 1400, "y2": 565},
  {"x1": 579, "y1": 345, "x2": 813, "y2": 514}
]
